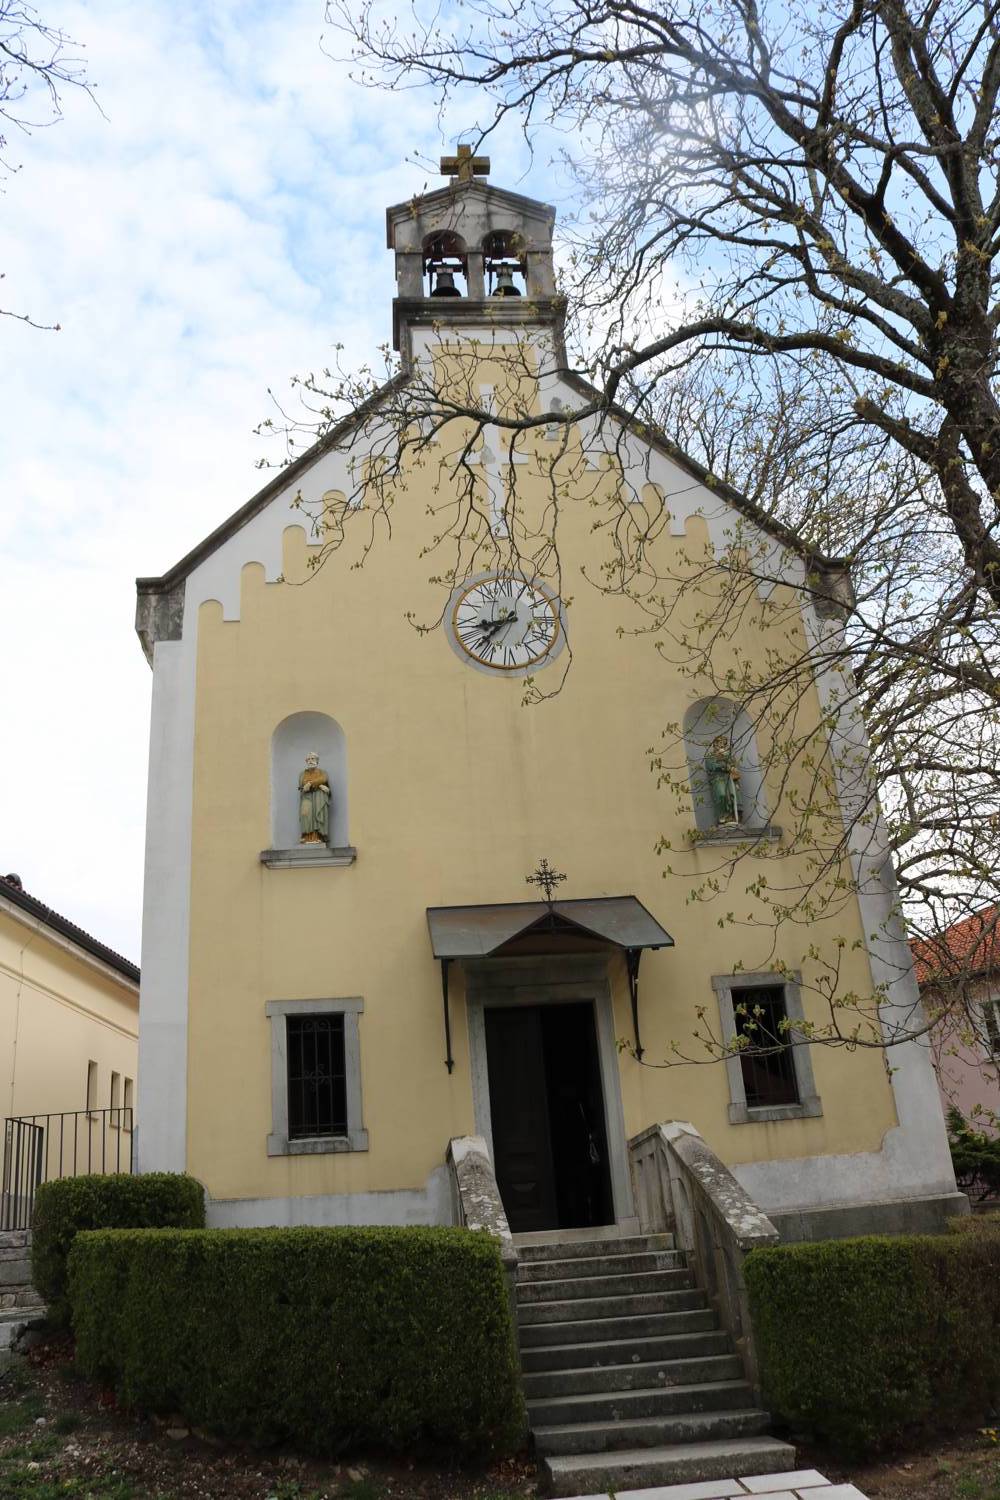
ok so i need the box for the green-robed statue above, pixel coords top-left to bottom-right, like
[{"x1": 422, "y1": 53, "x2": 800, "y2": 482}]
[
  {"x1": 298, "y1": 752, "x2": 332, "y2": 845},
  {"x1": 704, "y1": 737, "x2": 742, "y2": 825}
]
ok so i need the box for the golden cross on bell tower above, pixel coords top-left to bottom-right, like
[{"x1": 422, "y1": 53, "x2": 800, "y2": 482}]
[{"x1": 440, "y1": 143, "x2": 490, "y2": 185}]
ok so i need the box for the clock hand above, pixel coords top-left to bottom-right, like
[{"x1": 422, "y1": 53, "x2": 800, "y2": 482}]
[{"x1": 479, "y1": 611, "x2": 517, "y2": 641}]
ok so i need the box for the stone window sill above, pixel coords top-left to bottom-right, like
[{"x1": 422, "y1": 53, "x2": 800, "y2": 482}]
[
  {"x1": 260, "y1": 846, "x2": 357, "y2": 869},
  {"x1": 691, "y1": 824, "x2": 781, "y2": 848},
  {"x1": 728, "y1": 1096, "x2": 823, "y2": 1126},
  {"x1": 267, "y1": 1129, "x2": 369, "y2": 1156}
]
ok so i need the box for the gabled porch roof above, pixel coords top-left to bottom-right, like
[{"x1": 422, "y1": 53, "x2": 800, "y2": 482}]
[
  {"x1": 426, "y1": 896, "x2": 673, "y2": 1071},
  {"x1": 426, "y1": 896, "x2": 673, "y2": 959}
]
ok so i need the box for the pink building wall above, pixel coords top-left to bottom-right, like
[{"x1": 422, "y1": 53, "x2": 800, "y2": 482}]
[{"x1": 925, "y1": 978, "x2": 1000, "y2": 1134}]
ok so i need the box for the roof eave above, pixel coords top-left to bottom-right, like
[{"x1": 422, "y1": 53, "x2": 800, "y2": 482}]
[{"x1": 0, "y1": 884, "x2": 140, "y2": 987}]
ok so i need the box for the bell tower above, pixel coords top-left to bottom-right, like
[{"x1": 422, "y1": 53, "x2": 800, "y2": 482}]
[{"x1": 385, "y1": 146, "x2": 560, "y2": 356}]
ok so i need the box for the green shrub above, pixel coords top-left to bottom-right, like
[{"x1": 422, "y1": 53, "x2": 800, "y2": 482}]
[
  {"x1": 33, "y1": 1172, "x2": 204, "y2": 1322},
  {"x1": 948, "y1": 1208, "x2": 1000, "y2": 1235},
  {"x1": 745, "y1": 1231, "x2": 1000, "y2": 1459},
  {"x1": 947, "y1": 1106, "x2": 1000, "y2": 1204},
  {"x1": 68, "y1": 1225, "x2": 525, "y2": 1456}
]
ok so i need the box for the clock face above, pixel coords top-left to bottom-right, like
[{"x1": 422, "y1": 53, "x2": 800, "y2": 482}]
[{"x1": 448, "y1": 574, "x2": 563, "y2": 673}]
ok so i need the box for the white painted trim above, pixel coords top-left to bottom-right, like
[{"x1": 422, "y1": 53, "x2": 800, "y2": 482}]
[
  {"x1": 732, "y1": 600, "x2": 958, "y2": 1216},
  {"x1": 464, "y1": 955, "x2": 637, "y2": 1228},
  {"x1": 136, "y1": 637, "x2": 195, "y2": 1173},
  {"x1": 205, "y1": 1166, "x2": 453, "y2": 1228}
]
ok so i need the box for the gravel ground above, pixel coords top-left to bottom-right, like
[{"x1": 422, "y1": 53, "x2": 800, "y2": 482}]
[{"x1": 2, "y1": 1337, "x2": 998, "y2": 1500}]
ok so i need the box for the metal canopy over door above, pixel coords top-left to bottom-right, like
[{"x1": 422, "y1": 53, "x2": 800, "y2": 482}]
[{"x1": 427, "y1": 895, "x2": 674, "y2": 1070}]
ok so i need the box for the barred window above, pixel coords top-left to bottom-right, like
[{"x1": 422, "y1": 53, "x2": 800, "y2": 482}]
[
  {"x1": 286, "y1": 1014, "x2": 348, "y2": 1139},
  {"x1": 731, "y1": 985, "x2": 800, "y2": 1109}
]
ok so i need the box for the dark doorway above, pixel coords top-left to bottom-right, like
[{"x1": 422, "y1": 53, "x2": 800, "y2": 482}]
[{"x1": 484, "y1": 1001, "x2": 614, "y2": 1234}]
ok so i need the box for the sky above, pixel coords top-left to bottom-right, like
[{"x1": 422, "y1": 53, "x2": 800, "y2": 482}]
[{"x1": 1, "y1": 0, "x2": 566, "y2": 962}]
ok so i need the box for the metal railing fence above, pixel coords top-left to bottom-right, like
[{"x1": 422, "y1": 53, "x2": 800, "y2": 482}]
[{"x1": 1, "y1": 1108, "x2": 134, "y2": 1231}]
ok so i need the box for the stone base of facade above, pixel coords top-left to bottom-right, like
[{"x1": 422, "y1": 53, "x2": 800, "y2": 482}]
[
  {"x1": 203, "y1": 1166, "x2": 453, "y2": 1229},
  {"x1": 770, "y1": 1190, "x2": 969, "y2": 1243}
]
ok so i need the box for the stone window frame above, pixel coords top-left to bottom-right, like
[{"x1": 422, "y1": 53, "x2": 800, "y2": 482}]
[
  {"x1": 983, "y1": 990, "x2": 1000, "y2": 1060},
  {"x1": 711, "y1": 971, "x2": 823, "y2": 1125},
  {"x1": 266, "y1": 997, "x2": 368, "y2": 1156}
]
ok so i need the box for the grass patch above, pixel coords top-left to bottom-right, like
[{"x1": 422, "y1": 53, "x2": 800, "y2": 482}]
[
  {"x1": 0, "y1": 1394, "x2": 47, "y2": 1436},
  {"x1": 1, "y1": 1471, "x2": 141, "y2": 1499},
  {"x1": 51, "y1": 1413, "x2": 81, "y2": 1435},
  {"x1": 338, "y1": 1482, "x2": 383, "y2": 1500},
  {"x1": 6, "y1": 1434, "x2": 62, "y2": 1461},
  {"x1": 954, "y1": 1471, "x2": 1000, "y2": 1500}
]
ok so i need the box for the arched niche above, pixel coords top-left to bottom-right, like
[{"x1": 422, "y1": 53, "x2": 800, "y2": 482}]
[
  {"x1": 683, "y1": 697, "x2": 768, "y2": 832},
  {"x1": 271, "y1": 712, "x2": 349, "y2": 850}
]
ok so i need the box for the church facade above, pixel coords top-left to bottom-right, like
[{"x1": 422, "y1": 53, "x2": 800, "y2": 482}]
[{"x1": 133, "y1": 160, "x2": 961, "y2": 1240}]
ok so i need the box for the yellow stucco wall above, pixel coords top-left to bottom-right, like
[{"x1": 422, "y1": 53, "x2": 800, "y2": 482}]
[
  {"x1": 0, "y1": 904, "x2": 138, "y2": 1171},
  {"x1": 184, "y1": 368, "x2": 898, "y2": 1207}
]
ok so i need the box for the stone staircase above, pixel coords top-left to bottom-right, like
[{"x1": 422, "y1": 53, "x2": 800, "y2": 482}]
[
  {"x1": 516, "y1": 1231, "x2": 794, "y2": 1497},
  {"x1": 0, "y1": 1231, "x2": 46, "y2": 1368}
]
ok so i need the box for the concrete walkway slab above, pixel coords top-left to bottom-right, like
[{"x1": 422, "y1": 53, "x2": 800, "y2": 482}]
[{"x1": 560, "y1": 1472, "x2": 868, "y2": 1500}]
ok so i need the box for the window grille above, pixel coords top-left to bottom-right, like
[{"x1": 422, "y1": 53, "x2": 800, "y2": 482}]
[
  {"x1": 731, "y1": 985, "x2": 800, "y2": 1108},
  {"x1": 286, "y1": 1014, "x2": 348, "y2": 1139}
]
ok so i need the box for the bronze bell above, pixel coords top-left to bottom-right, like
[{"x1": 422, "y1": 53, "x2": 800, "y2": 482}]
[
  {"x1": 431, "y1": 268, "x2": 462, "y2": 297},
  {"x1": 492, "y1": 266, "x2": 521, "y2": 297}
]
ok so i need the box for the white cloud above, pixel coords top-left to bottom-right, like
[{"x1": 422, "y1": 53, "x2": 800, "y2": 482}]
[{"x1": 0, "y1": 0, "x2": 561, "y2": 961}]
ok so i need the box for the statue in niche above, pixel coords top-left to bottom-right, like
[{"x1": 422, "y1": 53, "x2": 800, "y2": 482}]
[
  {"x1": 704, "y1": 737, "x2": 742, "y2": 825},
  {"x1": 298, "y1": 752, "x2": 332, "y2": 845}
]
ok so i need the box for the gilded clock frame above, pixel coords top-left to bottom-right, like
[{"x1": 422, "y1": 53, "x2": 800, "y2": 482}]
[{"x1": 444, "y1": 571, "x2": 567, "y2": 677}]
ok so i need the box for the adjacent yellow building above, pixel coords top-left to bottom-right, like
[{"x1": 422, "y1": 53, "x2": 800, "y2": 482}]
[
  {"x1": 0, "y1": 873, "x2": 138, "y2": 1219},
  {"x1": 133, "y1": 164, "x2": 961, "y2": 1241}
]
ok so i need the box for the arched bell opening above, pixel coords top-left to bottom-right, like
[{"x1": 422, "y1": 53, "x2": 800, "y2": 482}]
[
  {"x1": 424, "y1": 232, "x2": 468, "y2": 298},
  {"x1": 482, "y1": 230, "x2": 527, "y2": 297}
]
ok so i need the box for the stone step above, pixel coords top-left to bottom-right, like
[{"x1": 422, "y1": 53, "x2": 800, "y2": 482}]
[
  {"x1": 0, "y1": 1304, "x2": 46, "y2": 1352},
  {"x1": 0, "y1": 1231, "x2": 30, "y2": 1251},
  {"x1": 520, "y1": 1327, "x2": 732, "y2": 1372},
  {"x1": 518, "y1": 1249, "x2": 685, "y2": 1282},
  {"x1": 519, "y1": 1307, "x2": 719, "y2": 1349},
  {"x1": 518, "y1": 1288, "x2": 705, "y2": 1325},
  {"x1": 527, "y1": 1377, "x2": 754, "y2": 1428},
  {"x1": 0, "y1": 1257, "x2": 33, "y2": 1287},
  {"x1": 1, "y1": 1287, "x2": 45, "y2": 1310},
  {"x1": 532, "y1": 1405, "x2": 771, "y2": 1456},
  {"x1": 522, "y1": 1351, "x2": 743, "y2": 1397},
  {"x1": 517, "y1": 1268, "x2": 693, "y2": 1304},
  {"x1": 542, "y1": 1436, "x2": 797, "y2": 1497},
  {"x1": 517, "y1": 1233, "x2": 675, "y2": 1262}
]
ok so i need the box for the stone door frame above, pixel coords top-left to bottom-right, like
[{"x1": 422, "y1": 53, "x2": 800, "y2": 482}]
[{"x1": 464, "y1": 953, "x2": 638, "y2": 1231}]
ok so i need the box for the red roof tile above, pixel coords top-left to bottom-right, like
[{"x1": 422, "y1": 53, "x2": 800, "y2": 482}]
[{"x1": 911, "y1": 904, "x2": 1000, "y2": 986}]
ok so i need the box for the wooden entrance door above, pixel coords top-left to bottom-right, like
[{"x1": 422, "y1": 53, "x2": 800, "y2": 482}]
[{"x1": 484, "y1": 1006, "x2": 558, "y2": 1233}]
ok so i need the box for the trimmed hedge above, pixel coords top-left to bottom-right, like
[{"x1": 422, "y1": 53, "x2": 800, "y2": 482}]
[
  {"x1": 33, "y1": 1172, "x2": 205, "y2": 1322},
  {"x1": 745, "y1": 1229, "x2": 1000, "y2": 1458},
  {"x1": 68, "y1": 1225, "x2": 526, "y2": 1455}
]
